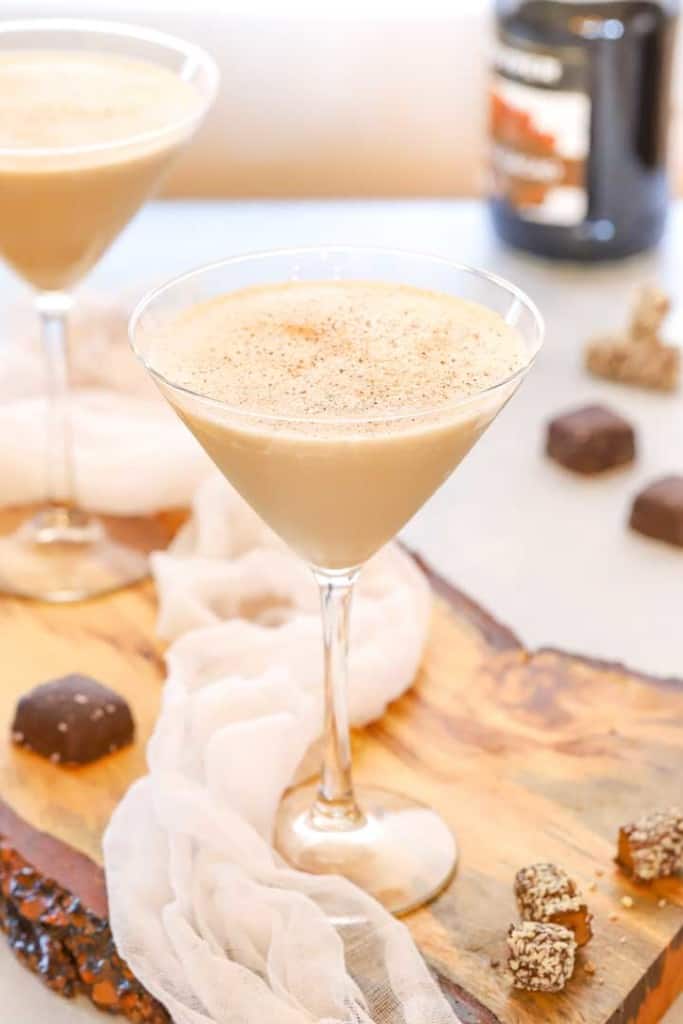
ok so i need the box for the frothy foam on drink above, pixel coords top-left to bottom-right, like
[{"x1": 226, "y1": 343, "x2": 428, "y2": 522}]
[
  {"x1": 148, "y1": 280, "x2": 529, "y2": 423},
  {"x1": 0, "y1": 51, "x2": 202, "y2": 154}
]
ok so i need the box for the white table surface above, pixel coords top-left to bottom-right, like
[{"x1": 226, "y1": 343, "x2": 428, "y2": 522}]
[{"x1": 1, "y1": 199, "x2": 681, "y2": 1021}]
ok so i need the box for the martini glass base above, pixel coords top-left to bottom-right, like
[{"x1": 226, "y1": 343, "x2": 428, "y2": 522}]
[
  {"x1": 0, "y1": 506, "x2": 149, "y2": 602},
  {"x1": 275, "y1": 784, "x2": 457, "y2": 915}
]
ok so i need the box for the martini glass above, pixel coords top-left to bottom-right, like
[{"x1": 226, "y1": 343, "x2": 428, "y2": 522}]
[
  {"x1": 0, "y1": 19, "x2": 218, "y2": 601},
  {"x1": 130, "y1": 247, "x2": 543, "y2": 914}
]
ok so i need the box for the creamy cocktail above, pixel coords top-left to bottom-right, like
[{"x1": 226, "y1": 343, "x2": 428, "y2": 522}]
[
  {"x1": 147, "y1": 280, "x2": 528, "y2": 568},
  {"x1": 0, "y1": 21, "x2": 217, "y2": 602},
  {"x1": 131, "y1": 248, "x2": 543, "y2": 914},
  {"x1": 0, "y1": 51, "x2": 204, "y2": 290}
]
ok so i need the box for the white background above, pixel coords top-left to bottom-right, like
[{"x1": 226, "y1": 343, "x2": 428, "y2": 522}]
[{"x1": 1, "y1": 0, "x2": 681, "y2": 198}]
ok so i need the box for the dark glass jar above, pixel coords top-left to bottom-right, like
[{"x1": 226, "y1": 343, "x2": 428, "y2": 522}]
[{"x1": 489, "y1": 1, "x2": 679, "y2": 261}]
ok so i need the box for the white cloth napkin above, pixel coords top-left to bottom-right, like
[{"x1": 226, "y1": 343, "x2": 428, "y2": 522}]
[{"x1": 1, "y1": 296, "x2": 460, "y2": 1024}]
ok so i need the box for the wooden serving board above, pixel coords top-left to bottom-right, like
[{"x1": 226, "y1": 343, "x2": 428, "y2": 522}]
[{"x1": 0, "y1": 512, "x2": 681, "y2": 1024}]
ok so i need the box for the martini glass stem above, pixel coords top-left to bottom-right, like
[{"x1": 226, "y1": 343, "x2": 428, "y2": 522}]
[
  {"x1": 36, "y1": 291, "x2": 78, "y2": 520},
  {"x1": 313, "y1": 568, "x2": 364, "y2": 827}
]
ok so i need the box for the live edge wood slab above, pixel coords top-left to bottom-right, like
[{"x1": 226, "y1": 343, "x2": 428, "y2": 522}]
[{"x1": 0, "y1": 514, "x2": 681, "y2": 1023}]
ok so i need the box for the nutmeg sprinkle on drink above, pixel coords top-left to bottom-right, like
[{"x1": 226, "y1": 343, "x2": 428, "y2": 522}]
[{"x1": 147, "y1": 281, "x2": 528, "y2": 429}]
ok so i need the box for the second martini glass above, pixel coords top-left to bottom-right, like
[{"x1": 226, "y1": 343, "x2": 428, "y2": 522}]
[
  {"x1": 0, "y1": 19, "x2": 218, "y2": 601},
  {"x1": 130, "y1": 247, "x2": 543, "y2": 914}
]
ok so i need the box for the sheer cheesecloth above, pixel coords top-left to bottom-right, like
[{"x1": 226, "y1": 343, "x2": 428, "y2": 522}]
[{"x1": 105, "y1": 473, "x2": 456, "y2": 1024}]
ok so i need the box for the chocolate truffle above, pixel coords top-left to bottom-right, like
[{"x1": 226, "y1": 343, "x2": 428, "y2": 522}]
[
  {"x1": 546, "y1": 404, "x2": 636, "y2": 475},
  {"x1": 11, "y1": 674, "x2": 134, "y2": 765},
  {"x1": 630, "y1": 476, "x2": 683, "y2": 547}
]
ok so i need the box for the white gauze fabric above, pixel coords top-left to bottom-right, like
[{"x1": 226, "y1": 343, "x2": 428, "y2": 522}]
[
  {"x1": 0, "y1": 292, "x2": 208, "y2": 513},
  {"x1": 104, "y1": 475, "x2": 461, "y2": 1024},
  {"x1": 1, "y1": 295, "x2": 460, "y2": 1023}
]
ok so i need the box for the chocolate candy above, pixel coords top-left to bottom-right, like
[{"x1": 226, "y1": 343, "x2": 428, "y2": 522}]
[
  {"x1": 515, "y1": 863, "x2": 593, "y2": 947},
  {"x1": 630, "y1": 476, "x2": 683, "y2": 548},
  {"x1": 617, "y1": 808, "x2": 683, "y2": 882},
  {"x1": 546, "y1": 404, "x2": 636, "y2": 475},
  {"x1": 11, "y1": 674, "x2": 134, "y2": 765},
  {"x1": 507, "y1": 921, "x2": 576, "y2": 992}
]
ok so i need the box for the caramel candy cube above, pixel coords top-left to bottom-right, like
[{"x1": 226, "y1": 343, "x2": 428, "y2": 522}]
[
  {"x1": 507, "y1": 921, "x2": 576, "y2": 992},
  {"x1": 617, "y1": 808, "x2": 683, "y2": 881},
  {"x1": 515, "y1": 863, "x2": 593, "y2": 946}
]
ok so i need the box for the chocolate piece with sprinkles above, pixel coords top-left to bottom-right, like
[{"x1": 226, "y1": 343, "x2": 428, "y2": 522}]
[
  {"x1": 617, "y1": 808, "x2": 683, "y2": 882},
  {"x1": 507, "y1": 921, "x2": 576, "y2": 993},
  {"x1": 515, "y1": 862, "x2": 593, "y2": 946},
  {"x1": 11, "y1": 674, "x2": 134, "y2": 766}
]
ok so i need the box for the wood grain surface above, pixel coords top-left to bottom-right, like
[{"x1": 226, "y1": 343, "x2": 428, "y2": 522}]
[
  {"x1": 0, "y1": 513, "x2": 681, "y2": 1023},
  {"x1": 375, "y1": 570, "x2": 683, "y2": 1024}
]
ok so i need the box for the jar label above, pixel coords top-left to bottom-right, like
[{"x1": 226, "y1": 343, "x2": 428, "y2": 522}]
[{"x1": 490, "y1": 43, "x2": 591, "y2": 226}]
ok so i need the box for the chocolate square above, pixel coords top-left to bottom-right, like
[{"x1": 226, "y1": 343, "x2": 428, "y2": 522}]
[
  {"x1": 11, "y1": 674, "x2": 134, "y2": 766},
  {"x1": 546, "y1": 404, "x2": 636, "y2": 475},
  {"x1": 630, "y1": 476, "x2": 683, "y2": 548}
]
